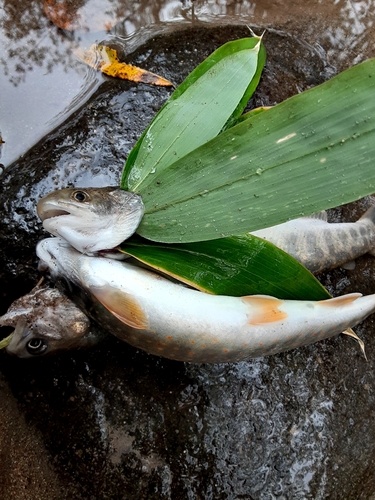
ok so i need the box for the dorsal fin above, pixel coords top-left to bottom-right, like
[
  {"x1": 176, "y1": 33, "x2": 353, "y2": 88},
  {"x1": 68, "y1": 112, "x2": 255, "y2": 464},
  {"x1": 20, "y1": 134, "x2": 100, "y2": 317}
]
[
  {"x1": 303, "y1": 211, "x2": 328, "y2": 221},
  {"x1": 359, "y1": 205, "x2": 375, "y2": 225},
  {"x1": 317, "y1": 293, "x2": 362, "y2": 307}
]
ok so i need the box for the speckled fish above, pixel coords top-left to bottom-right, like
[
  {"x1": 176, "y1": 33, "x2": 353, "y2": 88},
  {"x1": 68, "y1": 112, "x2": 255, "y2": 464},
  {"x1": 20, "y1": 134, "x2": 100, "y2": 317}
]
[
  {"x1": 251, "y1": 207, "x2": 375, "y2": 274},
  {"x1": 0, "y1": 284, "x2": 106, "y2": 358},
  {"x1": 29, "y1": 236, "x2": 375, "y2": 363},
  {"x1": 37, "y1": 187, "x2": 375, "y2": 273}
]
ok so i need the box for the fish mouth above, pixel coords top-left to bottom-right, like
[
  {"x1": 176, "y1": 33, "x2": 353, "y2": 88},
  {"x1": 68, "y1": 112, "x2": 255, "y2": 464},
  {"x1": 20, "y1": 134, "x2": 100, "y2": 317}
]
[
  {"x1": 37, "y1": 199, "x2": 71, "y2": 221},
  {"x1": 38, "y1": 208, "x2": 70, "y2": 221}
]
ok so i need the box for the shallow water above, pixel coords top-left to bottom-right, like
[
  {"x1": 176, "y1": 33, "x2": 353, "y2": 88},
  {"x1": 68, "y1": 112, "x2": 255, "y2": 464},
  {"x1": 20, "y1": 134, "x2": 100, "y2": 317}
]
[
  {"x1": 1, "y1": 0, "x2": 375, "y2": 167},
  {"x1": 1, "y1": 2, "x2": 375, "y2": 499}
]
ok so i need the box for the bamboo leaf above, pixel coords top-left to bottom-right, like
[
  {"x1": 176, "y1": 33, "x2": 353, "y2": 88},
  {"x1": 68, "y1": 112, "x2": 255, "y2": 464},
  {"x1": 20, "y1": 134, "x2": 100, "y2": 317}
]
[
  {"x1": 121, "y1": 36, "x2": 266, "y2": 191},
  {"x1": 120, "y1": 235, "x2": 330, "y2": 300},
  {"x1": 135, "y1": 58, "x2": 375, "y2": 243}
]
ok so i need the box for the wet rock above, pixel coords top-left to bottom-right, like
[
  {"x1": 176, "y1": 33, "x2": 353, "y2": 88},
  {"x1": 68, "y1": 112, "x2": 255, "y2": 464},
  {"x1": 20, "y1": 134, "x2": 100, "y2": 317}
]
[
  {"x1": 0, "y1": 373, "x2": 63, "y2": 499},
  {"x1": 1, "y1": 23, "x2": 375, "y2": 500}
]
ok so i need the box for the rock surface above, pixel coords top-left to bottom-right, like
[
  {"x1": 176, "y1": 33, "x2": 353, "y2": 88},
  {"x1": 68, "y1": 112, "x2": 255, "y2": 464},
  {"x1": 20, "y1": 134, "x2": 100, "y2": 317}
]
[{"x1": 1, "y1": 23, "x2": 375, "y2": 500}]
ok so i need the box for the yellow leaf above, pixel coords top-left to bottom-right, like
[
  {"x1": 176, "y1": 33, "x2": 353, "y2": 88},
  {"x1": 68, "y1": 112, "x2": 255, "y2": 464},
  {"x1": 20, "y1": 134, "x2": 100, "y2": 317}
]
[
  {"x1": 76, "y1": 44, "x2": 174, "y2": 87},
  {"x1": 0, "y1": 334, "x2": 12, "y2": 350}
]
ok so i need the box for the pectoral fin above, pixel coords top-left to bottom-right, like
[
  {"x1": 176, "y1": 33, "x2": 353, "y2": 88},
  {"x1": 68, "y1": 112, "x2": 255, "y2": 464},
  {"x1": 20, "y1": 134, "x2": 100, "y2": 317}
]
[{"x1": 90, "y1": 285, "x2": 149, "y2": 329}]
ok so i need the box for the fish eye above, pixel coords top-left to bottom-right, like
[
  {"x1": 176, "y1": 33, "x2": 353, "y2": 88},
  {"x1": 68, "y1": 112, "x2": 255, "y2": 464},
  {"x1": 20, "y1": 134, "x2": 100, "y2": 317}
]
[
  {"x1": 26, "y1": 338, "x2": 48, "y2": 356},
  {"x1": 72, "y1": 190, "x2": 89, "y2": 202}
]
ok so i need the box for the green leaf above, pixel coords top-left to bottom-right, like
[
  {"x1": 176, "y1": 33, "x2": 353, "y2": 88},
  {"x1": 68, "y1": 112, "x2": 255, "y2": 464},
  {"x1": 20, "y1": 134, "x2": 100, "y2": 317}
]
[
  {"x1": 136, "y1": 58, "x2": 375, "y2": 243},
  {"x1": 120, "y1": 234, "x2": 330, "y2": 300},
  {"x1": 121, "y1": 36, "x2": 266, "y2": 191}
]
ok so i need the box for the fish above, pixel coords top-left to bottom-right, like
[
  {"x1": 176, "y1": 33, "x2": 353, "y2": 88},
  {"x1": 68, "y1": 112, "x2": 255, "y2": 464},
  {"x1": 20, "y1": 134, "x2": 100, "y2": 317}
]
[
  {"x1": 37, "y1": 187, "x2": 144, "y2": 256},
  {"x1": 26, "y1": 236, "x2": 375, "y2": 364},
  {"x1": 0, "y1": 283, "x2": 107, "y2": 358},
  {"x1": 37, "y1": 187, "x2": 375, "y2": 273},
  {"x1": 251, "y1": 208, "x2": 375, "y2": 274},
  {"x1": 8, "y1": 188, "x2": 374, "y2": 359}
]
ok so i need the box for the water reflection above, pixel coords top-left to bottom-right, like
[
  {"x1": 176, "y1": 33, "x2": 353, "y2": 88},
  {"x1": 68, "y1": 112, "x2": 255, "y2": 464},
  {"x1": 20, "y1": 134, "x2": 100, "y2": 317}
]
[
  {"x1": 2, "y1": 0, "x2": 375, "y2": 80},
  {"x1": 323, "y1": 0, "x2": 375, "y2": 64},
  {"x1": 0, "y1": 0, "x2": 375, "y2": 168},
  {"x1": 0, "y1": 0, "x2": 103, "y2": 166},
  {"x1": 1, "y1": 0, "x2": 80, "y2": 86}
]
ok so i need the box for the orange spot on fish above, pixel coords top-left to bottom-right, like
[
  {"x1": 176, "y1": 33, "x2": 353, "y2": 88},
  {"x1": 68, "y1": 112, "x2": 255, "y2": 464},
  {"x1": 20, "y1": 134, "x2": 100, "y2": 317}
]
[
  {"x1": 317, "y1": 293, "x2": 362, "y2": 307},
  {"x1": 223, "y1": 349, "x2": 229, "y2": 353},
  {"x1": 242, "y1": 295, "x2": 288, "y2": 325},
  {"x1": 243, "y1": 343, "x2": 248, "y2": 347},
  {"x1": 273, "y1": 339, "x2": 279, "y2": 343},
  {"x1": 166, "y1": 336, "x2": 173, "y2": 340},
  {"x1": 191, "y1": 340, "x2": 195, "y2": 345},
  {"x1": 201, "y1": 345, "x2": 206, "y2": 349},
  {"x1": 189, "y1": 351, "x2": 194, "y2": 356}
]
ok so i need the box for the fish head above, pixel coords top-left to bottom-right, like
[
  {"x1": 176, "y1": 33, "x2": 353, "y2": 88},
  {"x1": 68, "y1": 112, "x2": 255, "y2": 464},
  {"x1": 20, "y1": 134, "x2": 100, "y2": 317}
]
[
  {"x1": 37, "y1": 186, "x2": 144, "y2": 254},
  {"x1": 0, "y1": 286, "x2": 96, "y2": 358}
]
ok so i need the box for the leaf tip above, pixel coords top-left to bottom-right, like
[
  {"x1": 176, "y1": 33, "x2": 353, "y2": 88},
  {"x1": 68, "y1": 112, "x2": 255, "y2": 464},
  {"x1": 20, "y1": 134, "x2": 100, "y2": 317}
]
[{"x1": 246, "y1": 26, "x2": 265, "y2": 41}]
